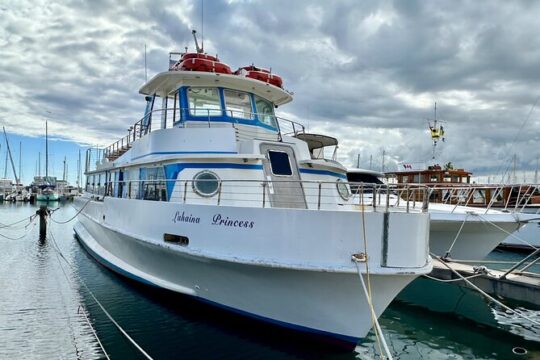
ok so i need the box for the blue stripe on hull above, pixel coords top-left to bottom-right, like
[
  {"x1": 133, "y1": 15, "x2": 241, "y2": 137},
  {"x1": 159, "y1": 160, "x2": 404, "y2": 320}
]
[{"x1": 73, "y1": 225, "x2": 360, "y2": 349}]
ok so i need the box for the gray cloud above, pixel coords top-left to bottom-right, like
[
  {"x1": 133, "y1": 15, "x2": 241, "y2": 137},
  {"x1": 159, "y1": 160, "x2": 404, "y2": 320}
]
[{"x1": 0, "y1": 0, "x2": 539, "y2": 180}]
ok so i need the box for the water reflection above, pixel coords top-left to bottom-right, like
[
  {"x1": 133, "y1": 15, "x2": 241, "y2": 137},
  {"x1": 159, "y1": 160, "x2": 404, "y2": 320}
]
[{"x1": 0, "y1": 203, "x2": 102, "y2": 359}]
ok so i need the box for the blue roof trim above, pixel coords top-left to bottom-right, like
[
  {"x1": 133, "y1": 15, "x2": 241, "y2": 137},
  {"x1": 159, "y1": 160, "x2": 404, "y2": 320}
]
[
  {"x1": 131, "y1": 151, "x2": 238, "y2": 161},
  {"x1": 164, "y1": 162, "x2": 264, "y2": 200},
  {"x1": 299, "y1": 168, "x2": 347, "y2": 179},
  {"x1": 75, "y1": 227, "x2": 359, "y2": 347}
]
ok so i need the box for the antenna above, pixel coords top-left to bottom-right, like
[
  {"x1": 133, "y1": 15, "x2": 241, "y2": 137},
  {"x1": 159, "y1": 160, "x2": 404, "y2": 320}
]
[
  {"x1": 201, "y1": 0, "x2": 204, "y2": 52},
  {"x1": 192, "y1": 30, "x2": 203, "y2": 54},
  {"x1": 144, "y1": 43, "x2": 148, "y2": 82}
]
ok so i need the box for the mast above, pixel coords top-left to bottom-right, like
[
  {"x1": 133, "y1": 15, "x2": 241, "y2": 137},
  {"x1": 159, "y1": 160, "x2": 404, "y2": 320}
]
[
  {"x1": 45, "y1": 120, "x2": 48, "y2": 178},
  {"x1": 2, "y1": 127, "x2": 19, "y2": 185},
  {"x1": 38, "y1": 152, "x2": 41, "y2": 177},
  {"x1": 3, "y1": 149, "x2": 7, "y2": 178},
  {"x1": 62, "y1": 156, "x2": 66, "y2": 182},
  {"x1": 535, "y1": 156, "x2": 539, "y2": 184},
  {"x1": 512, "y1": 154, "x2": 517, "y2": 184},
  {"x1": 77, "y1": 149, "x2": 81, "y2": 189},
  {"x1": 18, "y1": 141, "x2": 21, "y2": 184}
]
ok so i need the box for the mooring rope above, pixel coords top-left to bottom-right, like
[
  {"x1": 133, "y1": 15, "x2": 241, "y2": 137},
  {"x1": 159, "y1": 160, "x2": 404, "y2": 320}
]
[
  {"x1": 0, "y1": 214, "x2": 36, "y2": 229},
  {"x1": 444, "y1": 213, "x2": 470, "y2": 258},
  {"x1": 423, "y1": 273, "x2": 483, "y2": 283},
  {"x1": 431, "y1": 253, "x2": 540, "y2": 327},
  {"x1": 0, "y1": 215, "x2": 38, "y2": 240},
  {"x1": 477, "y1": 214, "x2": 539, "y2": 250},
  {"x1": 49, "y1": 197, "x2": 93, "y2": 224},
  {"x1": 46, "y1": 222, "x2": 111, "y2": 360},
  {"x1": 353, "y1": 190, "x2": 393, "y2": 360},
  {"x1": 46, "y1": 222, "x2": 154, "y2": 360}
]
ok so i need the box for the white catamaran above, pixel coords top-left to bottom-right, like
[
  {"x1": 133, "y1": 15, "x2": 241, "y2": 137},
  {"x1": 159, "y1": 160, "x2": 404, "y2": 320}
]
[{"x1": 74, "y1": 40, "x2": 432, "y2": 349}]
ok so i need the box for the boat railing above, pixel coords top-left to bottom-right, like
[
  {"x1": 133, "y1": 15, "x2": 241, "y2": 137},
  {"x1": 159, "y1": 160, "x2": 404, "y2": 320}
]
[
  {"x1": 102, "y1": 107, "x2": 305, "y2": 162},
  {"x1": 397, "y1": 183, "x2": 540, "y2": 213},
  {"x1": 90, "y1": 179, "x2": 430, "y2": 213}
]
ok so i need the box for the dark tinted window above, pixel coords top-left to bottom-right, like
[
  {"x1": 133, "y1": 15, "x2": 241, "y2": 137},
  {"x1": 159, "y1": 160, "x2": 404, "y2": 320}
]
[{"x1": 269, "y1": 151, "x2": 292, "y2": 176}]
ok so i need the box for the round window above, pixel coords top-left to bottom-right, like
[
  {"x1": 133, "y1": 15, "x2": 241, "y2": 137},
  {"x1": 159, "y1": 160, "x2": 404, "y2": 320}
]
[
  {"x1": 336, "y1": 179, "x2": 351, "y2": 200},
  {"x1": 192, "y1": 171, "x2": 220, "y2": 197}
]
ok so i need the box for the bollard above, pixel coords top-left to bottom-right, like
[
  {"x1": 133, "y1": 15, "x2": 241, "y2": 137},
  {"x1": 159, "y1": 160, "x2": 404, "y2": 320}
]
[{"x1": 36, "y1": 205, "x2": 48, "y2": 239}]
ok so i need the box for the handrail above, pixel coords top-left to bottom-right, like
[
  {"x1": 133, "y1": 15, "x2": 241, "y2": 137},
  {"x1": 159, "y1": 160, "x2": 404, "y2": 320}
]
[
  {"x1": 84, "y1": 178, "x2": 431, "y2": 213},
  {"x1": 103, "y1": 107, "x2": 306, "y2": 161}
]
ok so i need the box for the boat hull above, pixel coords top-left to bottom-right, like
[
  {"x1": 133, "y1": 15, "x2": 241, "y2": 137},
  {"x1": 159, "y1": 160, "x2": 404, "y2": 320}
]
[
  {"x1": 74, "y1": 196, "x2": 431, "y2": 347},
  {"x1": 36, "y1": 193, "x2": 60, "y2": 201},
  {"x1": 429, "y1": 213, "x2": 521, "y2": 260}
]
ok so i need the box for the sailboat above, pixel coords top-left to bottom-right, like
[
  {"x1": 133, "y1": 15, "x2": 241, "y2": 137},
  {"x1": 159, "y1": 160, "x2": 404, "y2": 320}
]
[{"x1": 36, "y1": 120, "x2": 59, "y2": 202}]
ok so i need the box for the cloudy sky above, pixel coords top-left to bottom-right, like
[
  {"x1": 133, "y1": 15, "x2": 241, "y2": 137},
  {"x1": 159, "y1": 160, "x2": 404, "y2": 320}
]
[{"x1": 1, "y1": 0, "x2": 540, "y2": 184}]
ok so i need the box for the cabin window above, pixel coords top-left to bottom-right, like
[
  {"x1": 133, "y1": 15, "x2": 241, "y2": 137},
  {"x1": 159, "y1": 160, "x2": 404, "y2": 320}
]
[
  {"x1": 268, "y1": 151, "x2": 292, "y2": 176},
  {"x1": 254, "y1": 95, "x2": 277, "y2": 128},
  {"x1": 192, "y1": 171, "x2": 220, "y2": 197},
  {"x1": 224, "y1": 89, "x2": 254, "y2": 119},
  {"x1": 187, "y1": 87, "x2": 222, "y2": 117},
  {"x1": 140, "y1": 167, "x2": 167, "y2": 201}
]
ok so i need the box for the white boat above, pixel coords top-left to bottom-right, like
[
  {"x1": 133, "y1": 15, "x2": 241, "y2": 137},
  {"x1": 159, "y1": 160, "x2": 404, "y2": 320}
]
[
  {"x1": 500, "y1": 206, "x2": 540, "y2": 251},
  {"x1": 73, "y1": 47, "x2": 432, "y2": 349},
  {"x1": 347, "y1": 168, "x2": 536, "y2": 260}
]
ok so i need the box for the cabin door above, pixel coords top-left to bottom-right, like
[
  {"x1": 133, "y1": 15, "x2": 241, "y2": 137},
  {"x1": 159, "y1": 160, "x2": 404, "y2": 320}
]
[{"x1": 260, "y1": 144, "x2": 307, "y2": 209}]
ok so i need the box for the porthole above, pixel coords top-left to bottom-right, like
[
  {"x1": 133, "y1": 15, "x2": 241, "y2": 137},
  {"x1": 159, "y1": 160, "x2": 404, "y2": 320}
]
[
  {"x1": 336, "y1": 179, "x2": 351, "y2": 200},
  {"x1": 192, "y1": 171, "x2": 220, "y2": 197}
]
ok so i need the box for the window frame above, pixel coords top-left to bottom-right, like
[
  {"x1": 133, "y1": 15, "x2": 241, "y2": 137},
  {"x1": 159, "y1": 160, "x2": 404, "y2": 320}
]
[{"x1": 268, "y1": 150, "x2": 293, "y2": 177}]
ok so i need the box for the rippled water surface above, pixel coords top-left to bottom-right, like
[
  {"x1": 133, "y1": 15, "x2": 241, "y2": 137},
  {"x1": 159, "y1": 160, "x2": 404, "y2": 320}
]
[{"x1": 1, "y1": 202, "x2": 539, "y2": 359}]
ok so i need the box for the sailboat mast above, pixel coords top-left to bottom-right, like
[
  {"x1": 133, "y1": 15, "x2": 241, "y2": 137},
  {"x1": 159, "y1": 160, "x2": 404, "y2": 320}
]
[
  {"x1": 19, "y1": 141, "x2": 21, "y2": 184},
  {"x1": 3, "y1": 144, "x2": 7, "y2": 178},
  {"x1": 62, "y1": 156, "x2": 66, "y2": 181},
  {"x1": 38, "y1": 152, "x2": 41, "y2": 176},
  {"x1": 45, "y1": 120, "x2": 48, "y2": 178},
  {"x1": 77, "y1": 149, "x2": 81, "y2": 188},
  {"x1": 2, "y1": 127, "x2": 19, "y2": 185},
  {"x1": 535, "y1": 156, "x2": 539, "y2": 184}
]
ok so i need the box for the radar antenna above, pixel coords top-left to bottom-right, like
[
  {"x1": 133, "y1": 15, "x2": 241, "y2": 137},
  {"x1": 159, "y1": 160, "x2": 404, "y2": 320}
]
[
  {"x1": 192, "y1": 29, "x2": 203, "y2": 54},
  {"x1": 426, "y1": 102, "x2": 446, "y2": 160}
]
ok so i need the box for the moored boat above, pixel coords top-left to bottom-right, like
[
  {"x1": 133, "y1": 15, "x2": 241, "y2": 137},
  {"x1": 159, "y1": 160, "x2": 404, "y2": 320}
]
[
  {"x1": 347, "y1": 167, "x2": 537, "y2": 260},
  {"x1": 73, "y1": 40, "x2": 432, "y2": 349}
]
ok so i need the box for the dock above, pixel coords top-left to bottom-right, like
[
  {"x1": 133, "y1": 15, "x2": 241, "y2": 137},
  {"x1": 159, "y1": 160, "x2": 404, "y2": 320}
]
[{"x1": 430, "y1": 257, "x2": 540, "y2": 306}]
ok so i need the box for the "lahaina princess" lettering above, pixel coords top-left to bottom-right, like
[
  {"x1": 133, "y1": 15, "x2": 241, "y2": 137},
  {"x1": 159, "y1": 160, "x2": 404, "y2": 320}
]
[
  {"x1": 172, "y1": 211, "x2": 201, "y2": 224},
  {"x1": 211, "y1": 214, "x2": 254, "y2": 229}
]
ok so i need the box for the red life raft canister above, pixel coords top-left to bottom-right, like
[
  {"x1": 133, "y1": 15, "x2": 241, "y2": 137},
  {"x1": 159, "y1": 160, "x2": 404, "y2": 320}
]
[
  {"x1": 234, "y1": 65, "x2": 283, "y2": 88},
  {"x1": 170, "y1": 52, "x2": 233, "y2": 74}
]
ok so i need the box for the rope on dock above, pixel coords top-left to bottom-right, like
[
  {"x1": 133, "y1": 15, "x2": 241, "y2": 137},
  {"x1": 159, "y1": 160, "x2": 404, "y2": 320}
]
[
  {"x1": 49, "y1": 197, "x2": 93, "y2": 224},
  {"x1": 431, "y1": 253, "x2": 540, "y2": 327},
  {"x1": 46, "y1": 222, "x2": 155, "y2": 360},
  {"x1": 423, "y1": 273, "x2": 483, "y2": 283}
]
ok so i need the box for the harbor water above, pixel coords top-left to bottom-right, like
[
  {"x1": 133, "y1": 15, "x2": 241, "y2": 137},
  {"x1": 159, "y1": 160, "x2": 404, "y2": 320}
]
[{"x1": 1, "y1": 202, "x2": 539, "y2": 359}]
